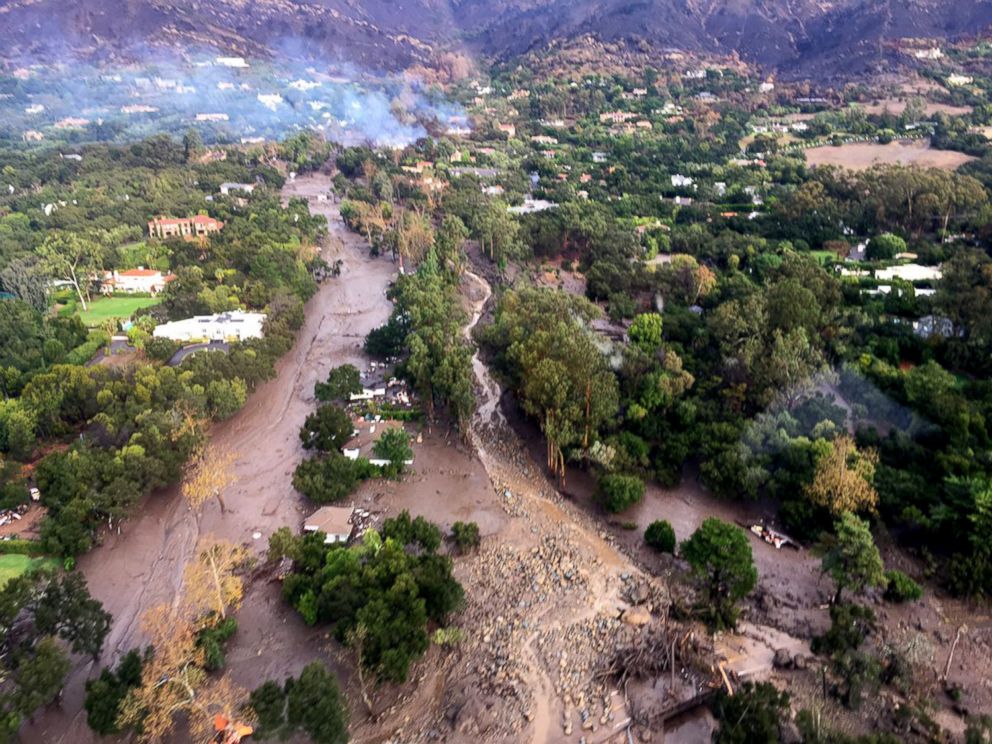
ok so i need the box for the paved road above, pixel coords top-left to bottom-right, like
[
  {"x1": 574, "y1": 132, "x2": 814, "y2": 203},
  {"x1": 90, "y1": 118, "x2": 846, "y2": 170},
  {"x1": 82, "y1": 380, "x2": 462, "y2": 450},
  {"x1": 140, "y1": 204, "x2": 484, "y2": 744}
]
[{"x1": 166, "y1": 340, "x2": 230, "y2": 366}]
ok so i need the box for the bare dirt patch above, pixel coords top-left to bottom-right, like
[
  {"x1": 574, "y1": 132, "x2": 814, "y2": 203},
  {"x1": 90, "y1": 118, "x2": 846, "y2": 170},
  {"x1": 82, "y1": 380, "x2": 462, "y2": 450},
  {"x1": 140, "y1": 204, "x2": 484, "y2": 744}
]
[
  {"x1": 805, "y1": 140, "x2": 976, "y2": 171},
  {"x1": 858, "y1": 99, "x2": 972, "y2": 117}
]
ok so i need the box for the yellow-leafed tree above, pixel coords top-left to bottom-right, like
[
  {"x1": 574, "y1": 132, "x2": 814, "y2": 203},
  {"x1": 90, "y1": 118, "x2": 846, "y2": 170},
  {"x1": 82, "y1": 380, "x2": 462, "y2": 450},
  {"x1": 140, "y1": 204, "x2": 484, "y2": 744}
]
[
  {"x1": 183, "y1": 537, "x2": 250, "y2": 620},
  {"x1": 183, "y1": 446, "x2": 237, "y2": 515},
  {"x1": 805, "y1": 434, "x2": 879, "y2": 516}
]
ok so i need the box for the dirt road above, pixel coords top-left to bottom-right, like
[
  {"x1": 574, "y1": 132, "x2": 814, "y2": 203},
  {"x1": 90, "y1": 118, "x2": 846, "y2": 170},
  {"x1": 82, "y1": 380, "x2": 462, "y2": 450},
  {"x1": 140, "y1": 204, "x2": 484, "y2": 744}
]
[{"x1": 25, "y1": 173, "x2": 398, "y2": 742}]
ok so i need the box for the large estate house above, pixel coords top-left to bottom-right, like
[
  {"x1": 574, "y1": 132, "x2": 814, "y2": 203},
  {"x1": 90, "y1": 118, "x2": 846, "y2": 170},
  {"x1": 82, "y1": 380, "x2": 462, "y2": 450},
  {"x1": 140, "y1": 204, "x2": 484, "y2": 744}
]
[{"x1": 148, "y1": 214, "x2": 224, "y2": 240}]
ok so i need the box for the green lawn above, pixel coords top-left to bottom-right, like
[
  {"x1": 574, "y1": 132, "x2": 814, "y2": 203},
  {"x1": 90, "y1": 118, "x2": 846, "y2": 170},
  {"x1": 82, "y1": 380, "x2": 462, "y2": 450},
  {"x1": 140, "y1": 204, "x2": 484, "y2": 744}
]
[
  {"x1": 77, "y1": 295, "x2": 161, "y2": 327},
  {"x1": 0, "y1": 554, "x2": 57, "y2": 588}
]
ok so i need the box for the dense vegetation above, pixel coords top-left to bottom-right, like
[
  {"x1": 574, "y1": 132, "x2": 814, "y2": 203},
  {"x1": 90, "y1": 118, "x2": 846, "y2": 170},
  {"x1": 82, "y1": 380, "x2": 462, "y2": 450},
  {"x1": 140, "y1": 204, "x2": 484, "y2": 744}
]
[{"x1": 270, "y1": 511, "x2": 463, "y2": 684}]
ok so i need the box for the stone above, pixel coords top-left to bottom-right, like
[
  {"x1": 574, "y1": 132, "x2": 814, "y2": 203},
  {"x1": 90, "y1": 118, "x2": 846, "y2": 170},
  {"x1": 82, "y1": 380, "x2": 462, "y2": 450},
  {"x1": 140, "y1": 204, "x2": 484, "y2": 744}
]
[
  {"x1": 773, "y1": 648, "x2": 793, "y2": 669},
  {"x1": 621, "y1": 607, "x2": 651, "y2": 626},
  {"x1": 793, "y1": 653, "x2": 808, "y2": 670}
]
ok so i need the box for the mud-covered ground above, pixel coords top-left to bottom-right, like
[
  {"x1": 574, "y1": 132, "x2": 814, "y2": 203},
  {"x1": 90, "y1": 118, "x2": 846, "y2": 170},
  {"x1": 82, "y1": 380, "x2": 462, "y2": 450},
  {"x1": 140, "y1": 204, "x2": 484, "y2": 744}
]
[{"x1": 24, "y1": 173, "x2": 992, "y2": 744}]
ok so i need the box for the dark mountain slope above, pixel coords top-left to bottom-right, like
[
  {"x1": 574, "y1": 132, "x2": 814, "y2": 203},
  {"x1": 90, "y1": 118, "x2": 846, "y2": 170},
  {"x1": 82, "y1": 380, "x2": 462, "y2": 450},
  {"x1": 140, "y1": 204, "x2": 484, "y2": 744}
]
[{"x1": 1, "y1": 0, "x2": 990, "y2": 79}]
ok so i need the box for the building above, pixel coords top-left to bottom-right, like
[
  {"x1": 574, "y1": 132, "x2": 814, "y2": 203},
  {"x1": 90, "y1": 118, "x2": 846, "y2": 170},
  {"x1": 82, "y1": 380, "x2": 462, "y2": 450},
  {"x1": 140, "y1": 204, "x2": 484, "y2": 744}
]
[
  {"x1": 219, "y1": 182, "x2": 255, "y2": 195},
  {"x1": 101, "y1": 268, "x2": 175, "y2": 295},
  {"x1": 508, "y1": 199, "x2": 557, "y2": 215},
  {"x1": 599, "y1": 111, "x2": 637, "y2": 124},
  {"x1": 303, "y1": 506, "x2": 355, "y2": 544},
  {"x1": 497, "y1": 123, "x2": 516, "y2": 138},
  {"x1": 148, "y1": 215, "x2": 224, "y2": 240},
  {"x1": 152, "y1": 311, "x2": 266, "y2": 343},
  {"x1": 875, "y1": 264, "x2": 942, "y2": 283}
]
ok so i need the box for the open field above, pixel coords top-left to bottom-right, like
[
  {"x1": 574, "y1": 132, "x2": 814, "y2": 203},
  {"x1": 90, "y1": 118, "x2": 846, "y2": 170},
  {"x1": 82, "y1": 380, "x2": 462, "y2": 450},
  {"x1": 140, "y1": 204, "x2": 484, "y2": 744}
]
[
  {"x1": 0, "y1": 554, "x2": 56, "y2": 588},
  {"x1": 76, "y1": 295, "x2": 160, "y2": 326},
  {"x1": 805, "y1": 140, "x2": 976, "y2": 171},
  {"x1": 858, "y1": 99, "x2": 972, "y2": 116}
]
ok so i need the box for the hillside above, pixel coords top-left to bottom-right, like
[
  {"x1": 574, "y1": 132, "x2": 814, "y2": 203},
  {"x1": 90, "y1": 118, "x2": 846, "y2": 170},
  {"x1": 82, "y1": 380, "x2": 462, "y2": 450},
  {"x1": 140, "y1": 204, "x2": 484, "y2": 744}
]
[{"x1": 1, "y1": 0, "x2": 991, "y2": 79}]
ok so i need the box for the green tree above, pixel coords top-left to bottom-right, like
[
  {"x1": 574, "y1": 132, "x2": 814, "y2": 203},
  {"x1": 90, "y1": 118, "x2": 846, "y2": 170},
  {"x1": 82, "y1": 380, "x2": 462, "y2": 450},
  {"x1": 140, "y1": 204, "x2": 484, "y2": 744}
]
[
  {"x1": 284, "y1": 662, "x2": 349, "y2": 744},
  {"x1": 373, "y1": 428, "x2": 413, "y2": 473},
  {"x1": 315, "y1": 364, "x2": 362, "y2": 402},
  {"x1": 628, "y1": 313, "x2": 664, "y2": 354},
  {"x1": 37, "y1": 232, "x2": 103, "y2": 311},
  {"x1": 84, "y1": 649, "x2": 148, "y2": 735},
  {"x1": 680, "y1": 518, "x2": 758, "y2": 630},
  {"x1": 822, "y1": 513, "x2": 886, "y2": 604},
  {"x1": 712, "y1": 681, "x2": 789, "y2": 744},
  {"x1": 300, "y1": 405, "x2": 355, "y2": 452},
  {"x1": 644, "y1": 520, "x2": 676, "y2": 553},
  {"x1": 865, "y1": 233, "x2": 906, "y2": 261},
  {"x1": 451, "y1": 521, "x2": 481, "y2": 553},
  {"x1": 596, "y1": 473, "x2": 645, "y2": 513}
]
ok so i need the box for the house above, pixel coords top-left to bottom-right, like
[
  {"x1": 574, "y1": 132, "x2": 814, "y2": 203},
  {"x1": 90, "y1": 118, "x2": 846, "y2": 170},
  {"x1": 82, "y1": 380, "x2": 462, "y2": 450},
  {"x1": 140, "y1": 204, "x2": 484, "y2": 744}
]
[
  {"x1": 148, "y1": 215, "x2": 224, "y2": 240},
  {"x1": 195, "y1": 113, "x2": 229, "y2": 122},
  {"x1": 671, "y1": 174, "x2": 695, "y2": 188},
  {"x1": 592, "y1": 151, "x2": 609, "y2": 164},
  {"x1": 152, "y1": 311, "x2": 266, "y2": 342},
  {"x1": 531, "y1": 135, "x2": 558, "y2": 145},
  {"x1": 947, "y1": 74, "x2": 973, "y2": 87},
  {"x1": 303, "y1": 506, "x2": 355, "y2": 544},
  {"x1": 508, "y1": 199, "x2": 557, "y2": 215},
  {"x1": 101, "y1": 268, "x2": 175, "y2": 295},
  {"x1": 497, "y1": 123, "x2": 516, "y2": 137},
  {"x1": 875, "y1": 264, "x2": 942, "y2": 283},
  {"x1": 219, "y1": 182, "x2": 255, "y2": 195},
  {"x1": 599, "y1": 111, "x2": 636, "y2": 124}
]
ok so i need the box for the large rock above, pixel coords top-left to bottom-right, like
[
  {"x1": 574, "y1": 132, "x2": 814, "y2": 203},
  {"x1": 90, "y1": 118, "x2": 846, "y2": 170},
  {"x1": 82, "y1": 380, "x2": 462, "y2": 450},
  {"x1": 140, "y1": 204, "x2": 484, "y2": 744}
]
[
  {"x1": 773, "y1": 648, "x2": 793, "y2": 669},
  {"x1": 621, "y1": 607, "x2": 652, "y2": 626}
]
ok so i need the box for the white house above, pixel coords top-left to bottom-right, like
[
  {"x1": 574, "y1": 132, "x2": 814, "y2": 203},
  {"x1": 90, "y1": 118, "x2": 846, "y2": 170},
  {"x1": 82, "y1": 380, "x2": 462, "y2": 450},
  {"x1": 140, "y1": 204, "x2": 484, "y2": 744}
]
[
  {"x1": 153, "y1": 311, "x2": 266, "y2": 342},
  {"x1": 219, "y1": 182, "x2": 255, "y2": 195},
  {"x1": 101, "y1": 268, "x2": 175, "y2": 295},
  {"x1": 875, "y1": 264, "x2": 942, "y2": 283},
  {"x1": 302, "y1": 506, "x2": 354, "y2": 544},
  {"x1": 671, "y1": 174, "x2": 695, "y2": 188}
]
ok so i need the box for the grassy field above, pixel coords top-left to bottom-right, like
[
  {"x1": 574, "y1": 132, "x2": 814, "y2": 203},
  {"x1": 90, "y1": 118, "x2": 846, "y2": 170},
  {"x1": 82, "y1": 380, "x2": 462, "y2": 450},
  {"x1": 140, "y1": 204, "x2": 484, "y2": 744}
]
[
  {"x1": 77, "y1": 295, "x2": 161, "y2": 327},
  {"x1": 0, "y1": 554, "x2": 57, "y2": 588}
]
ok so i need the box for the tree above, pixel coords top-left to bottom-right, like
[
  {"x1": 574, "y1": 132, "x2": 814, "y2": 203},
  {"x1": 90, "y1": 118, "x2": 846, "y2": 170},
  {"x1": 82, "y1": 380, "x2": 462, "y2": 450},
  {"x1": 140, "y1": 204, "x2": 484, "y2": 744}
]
[
  {"x1": 680, "y1": 518, "x2": 758, "y2": 630},
  {"x1": 182, "y1": 445, "x2": 237, "y2": 515},
  {"x1": 866, "y1": 233, "x2": 906, "y2": 261},
  {"x1": 0, "y1": 257, "x2": 48, "y2": 312},
  {"x1": 315, "y1": 364, "x2": 362, "y2": 402},
  {"x1": 285, "y1": 662, "x2": 349, "y2": 744},
  {"x1": 628, "y1": 313, "x2": 664, "y2": 354},
  {"x1": 645, "y1": 520, "x2": 676, "y2": 553},
  {"x1": 0, "y1": 568, "x2": 110, "y2": 737},
  {"x1": 822, "y1": 513, "x2": 886, "y2": 604},
  {"x1": 300, "y1": 404, "x2": 354, "y2": 452},
  {"x1": 373, "y1": 428, "x2": 413, "y2": 473},
  {"x1": 37, "y1": 231, "x2": 103, "y2": 310},
  {"x1": 292, "y1": 453, "x2": 375, "y2": 503},
  {"x1": 805, "y1": 435, "x2": 878, "y2": 516},
  {"x1": 183, "y1": 128, "x2": 203, "y2": 162},
  {"x1": 451, "y1": 521, "x2": 481, "y2": 553},
  {"x1": 85, "y1": 649, "x2": 148, "y2": 735},
  {"x1": 182, "y1": 537, "x2": 249, "y2": 620},
  {"x1": 712, "y1": 681, "x2": 789, "y2": 744},
  {"x1": 117, "y1": 603, "x2": 252, "y2": 741},
  {"x1": 249, "y1": 662, "x2": 349, "y2": 744},
  {"x1": 659, "y1": 254, "x2": 717, "y2": 305},
  {"x1": 596, "y1": 473, "x2": 645, "y2": 513},
  {"x1": 435, "y1": 215, "x2": 469, "y2": 275}
]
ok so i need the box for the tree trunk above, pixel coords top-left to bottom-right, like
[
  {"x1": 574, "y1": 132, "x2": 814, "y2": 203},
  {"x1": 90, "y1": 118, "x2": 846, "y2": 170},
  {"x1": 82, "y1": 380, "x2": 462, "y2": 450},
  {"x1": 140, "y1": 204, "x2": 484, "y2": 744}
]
[{"x1": 208, "y1": 550, "x2": 226, "y2": 619}]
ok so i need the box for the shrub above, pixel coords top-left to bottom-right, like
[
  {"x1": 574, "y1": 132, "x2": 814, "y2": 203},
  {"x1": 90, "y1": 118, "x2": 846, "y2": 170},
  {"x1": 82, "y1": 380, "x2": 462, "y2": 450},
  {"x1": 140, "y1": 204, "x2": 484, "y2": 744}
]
[
  {"x1": 0, "y1": 539, "x2": 43, "y2": 555},
  {"x1": 596, "y1": 474, "x2": 645, "y2": 513},
  {"x1": 866, "y1": 232, "x2": 907, "y2": 261},
  {"x1": 644, "y1": 520, "x2": 676, "y2": 553},
  {"x1": 884, "y1": 569, "x2": 923, "y2": 603},
  {"x1": 712, "y1": 681, "x2": 789, "y2": 744},
  {"x1": 451, "y1": 521, "x2": 481, "y2": 553}
]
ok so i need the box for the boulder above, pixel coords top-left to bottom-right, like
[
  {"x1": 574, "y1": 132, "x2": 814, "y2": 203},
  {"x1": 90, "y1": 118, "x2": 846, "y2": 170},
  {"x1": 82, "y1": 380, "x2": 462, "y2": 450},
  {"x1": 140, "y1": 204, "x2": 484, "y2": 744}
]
[
  {"x1": 621, "y1": 607, "x2": 652, "y2": 626},
  {"x1": 773, "y1": 648, "x2": 793, "y2": 669}
]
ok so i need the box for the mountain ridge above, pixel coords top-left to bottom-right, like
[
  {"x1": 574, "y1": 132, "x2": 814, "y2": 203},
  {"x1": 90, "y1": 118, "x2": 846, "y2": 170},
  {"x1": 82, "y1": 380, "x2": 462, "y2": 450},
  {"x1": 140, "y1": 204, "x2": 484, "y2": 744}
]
[{"x1": 1, "y1": 0, "x2": 989, "y2": 80}]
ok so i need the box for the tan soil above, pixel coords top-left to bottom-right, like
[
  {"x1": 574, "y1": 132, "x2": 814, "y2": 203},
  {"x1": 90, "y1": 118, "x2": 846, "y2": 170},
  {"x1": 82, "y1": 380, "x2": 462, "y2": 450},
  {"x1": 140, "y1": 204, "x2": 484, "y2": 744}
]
[
  {"x1": 858, "y1": 99, "x2": 972, "y2": 117},
  {"x1": 805, "y1": 140, "x2": 976, "y2": 171}
]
